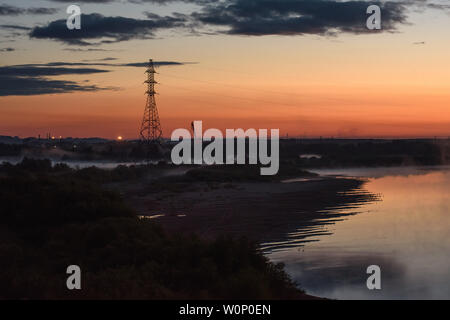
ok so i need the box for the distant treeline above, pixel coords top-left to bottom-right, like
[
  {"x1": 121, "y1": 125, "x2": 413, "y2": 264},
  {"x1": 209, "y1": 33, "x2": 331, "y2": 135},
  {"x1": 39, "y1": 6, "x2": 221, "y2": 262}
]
[
  {"x1": 0, "y1": 143, "x2": 21, "y2": 156},
  {"x1": 0, "y1": 141, "x2": 167, "y2": 161},
  {"x1": 0, "y1": 159, "x2": 309, "y2": 299},
  {"x1": 2, "y1": 139, "x2": 448, "y2": 167},
  {"x1": 281, "y1": 139, "x2": 450, "y2": 168}
]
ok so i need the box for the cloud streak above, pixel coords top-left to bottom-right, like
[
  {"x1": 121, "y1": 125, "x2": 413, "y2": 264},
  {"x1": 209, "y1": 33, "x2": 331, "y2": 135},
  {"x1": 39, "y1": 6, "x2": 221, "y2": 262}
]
[
  {"x1": 0, "y1": 65, "x2": 110, "y2": 97},
  {"x1": 0, "y1": 25, "x2": 32, "y2": 31},
  {"x1": 5, "y1": 61, "x2": 190, "y2": 68},
  {"x1": 0, "y1": 4, "x2": 58, "y2": 16},
  {"x1": 0, "y1": 76, "x2": 108, "y2": 96}
]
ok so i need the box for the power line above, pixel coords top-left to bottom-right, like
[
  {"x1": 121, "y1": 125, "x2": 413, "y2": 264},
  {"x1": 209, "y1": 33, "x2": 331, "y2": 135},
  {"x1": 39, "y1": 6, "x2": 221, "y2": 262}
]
[
  {"x1": 164, "y1": 63, "x2": 353, "y2": 104},
  {"x1": 159, "y1": 82, "x2": 337, "y2": 112}
]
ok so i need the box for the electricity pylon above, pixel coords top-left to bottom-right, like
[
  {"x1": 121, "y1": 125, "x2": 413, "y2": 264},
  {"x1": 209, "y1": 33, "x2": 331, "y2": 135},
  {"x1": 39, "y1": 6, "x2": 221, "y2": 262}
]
[{"x1": 140, "y1": 59, "x2": 162, "y2": 143}]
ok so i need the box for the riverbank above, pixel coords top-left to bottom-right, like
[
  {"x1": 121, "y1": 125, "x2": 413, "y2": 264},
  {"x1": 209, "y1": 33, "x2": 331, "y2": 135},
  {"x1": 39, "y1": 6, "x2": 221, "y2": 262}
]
[
  {"x1": 122, "y1": 174, "x2": 377, "y2": 245},
  {"x1": 116, "y1": 168, "x2": 378, "y2": 300}
]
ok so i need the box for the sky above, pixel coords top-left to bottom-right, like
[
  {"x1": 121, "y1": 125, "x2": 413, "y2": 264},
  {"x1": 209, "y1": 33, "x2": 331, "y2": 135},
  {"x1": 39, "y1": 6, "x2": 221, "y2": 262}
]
[{"x1": 1, "y1": 0, "x2": 449, "y2": 139}]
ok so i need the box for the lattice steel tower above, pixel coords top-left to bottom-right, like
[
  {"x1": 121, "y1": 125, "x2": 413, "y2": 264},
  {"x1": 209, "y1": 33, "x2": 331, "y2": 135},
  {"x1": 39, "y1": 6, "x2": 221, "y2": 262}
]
[{"x1": 140, "y1": 59, "x2": 162, "y2": 143}]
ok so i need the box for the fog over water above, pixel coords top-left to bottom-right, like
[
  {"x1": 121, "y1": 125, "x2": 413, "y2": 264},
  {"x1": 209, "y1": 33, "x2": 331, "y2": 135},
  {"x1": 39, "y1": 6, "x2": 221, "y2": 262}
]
[{"x1": 0, "y1": 157, "x2": 154, "y2": 169}]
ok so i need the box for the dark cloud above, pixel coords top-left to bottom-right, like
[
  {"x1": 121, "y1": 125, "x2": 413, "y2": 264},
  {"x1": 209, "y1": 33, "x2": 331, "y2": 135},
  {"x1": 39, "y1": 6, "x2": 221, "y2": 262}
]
[
  {"x1": 49, "y1": 0, "x2": 114, "y2": 2},
  {"x1": 1, "y1": 25, "x2": 33, "y2": 40},
  {"x1": 426, "y1": 3, "x2": 450, "y2": 10},
  {"x1": 46, "y1": 0, "x2": 450, "y2": 13},
  {"x1": 119, "y1": 61, "x2": 190, "y2": 67},
  {"x1": 48, "y1": 0, "x2": 212, "y2": 3},
  {"x1": 0, "y1": 60, "x2": 186, "y2": 96},
  {"x1": 63, "y1": 48, "x2": 110, "y2": 52},
  {"x1": 47, "y1": 0, "x2": 208, "y2": 3},
  {"x1": 93, "y1": 57, "x2": 118, "y2": 61},
  {"x1": 0, "y1": 4, "x2": 58, "y2": 16},
  {"x1": 0, "y1": 65, "x2": 109, "y2": 77},
  {"x1": 0, "y1": 76, "x2": 108, "y2": 96},
  {"x1": 192, "y1": 0, "x2": 407, "y2": 36},
  {"x1": 411, "y1": 1, "x2": 450, "y2": 11},
  {"x1": 129, "y1": 0, "x2": 215, "y2": 3},
  {"x1": 0, "y1": 65, "x2": 111, "y2": 96},
  {"x1": 48, "y1": 0, "x2": 199, "y2": 2},
  {"x1": 0, "y1": 25, "x2": 32, "y2": 31},
  {"x1": 5, "y1": 61, "x2": 189, "y2": 68},
  {"x1": 30, "y1": 13, "x2": 188, "y2": 46},
  {"x1": 27, "y1": 1, "x2": 446, "y2": 45}
]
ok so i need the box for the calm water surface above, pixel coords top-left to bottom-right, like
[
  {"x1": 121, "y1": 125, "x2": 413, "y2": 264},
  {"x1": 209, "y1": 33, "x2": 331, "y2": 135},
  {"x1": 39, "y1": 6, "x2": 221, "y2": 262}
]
[{"x1": 264, "y1": 166, "x2": 450, "y2": 300}]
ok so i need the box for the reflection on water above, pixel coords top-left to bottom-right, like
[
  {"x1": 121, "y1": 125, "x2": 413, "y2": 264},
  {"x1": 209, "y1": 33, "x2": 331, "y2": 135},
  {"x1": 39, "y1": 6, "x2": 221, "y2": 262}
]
[
  {"x1": 264, "y1": 166, "x2": 450, "y2": 300},
  {"x1": 311, "y1": 165, "x2": 450, "y2": 179}
]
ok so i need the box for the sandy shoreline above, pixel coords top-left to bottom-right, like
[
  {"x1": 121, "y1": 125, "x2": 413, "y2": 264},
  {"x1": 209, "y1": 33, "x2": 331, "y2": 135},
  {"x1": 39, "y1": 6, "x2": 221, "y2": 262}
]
[{"x1": 122, "y1": 176, "x2": 378, "y2": 245}]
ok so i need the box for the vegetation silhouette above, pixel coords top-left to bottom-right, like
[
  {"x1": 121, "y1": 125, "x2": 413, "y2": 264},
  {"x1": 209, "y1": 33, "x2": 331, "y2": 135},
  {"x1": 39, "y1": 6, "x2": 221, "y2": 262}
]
[
  {"x1": 1, "y1": 138, "x2": 448, "y2": 166},
  {"x1": 0, "y1": 159, "x2": 310, "y2": 299}
]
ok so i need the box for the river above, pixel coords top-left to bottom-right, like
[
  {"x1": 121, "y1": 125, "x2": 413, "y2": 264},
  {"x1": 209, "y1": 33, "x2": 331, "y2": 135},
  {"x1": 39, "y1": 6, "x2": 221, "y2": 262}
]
[{"x1": 263, "y1": 166, "x2": 450, "y2": 300}]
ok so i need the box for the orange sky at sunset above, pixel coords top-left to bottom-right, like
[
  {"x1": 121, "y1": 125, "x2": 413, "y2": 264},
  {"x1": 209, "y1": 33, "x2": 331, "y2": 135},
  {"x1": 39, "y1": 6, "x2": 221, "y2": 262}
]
[{"x1": 1, "y1": 1, "x2": 449, "y2": 139}]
